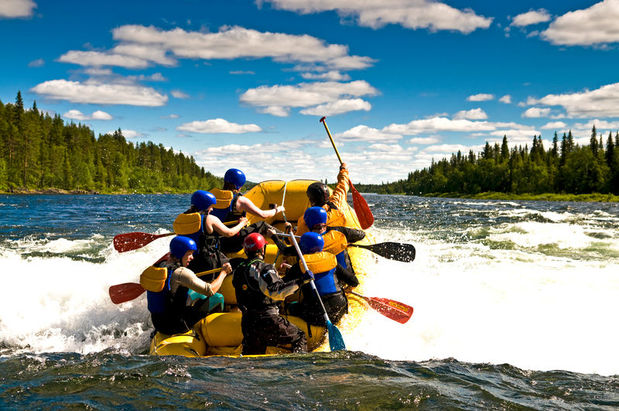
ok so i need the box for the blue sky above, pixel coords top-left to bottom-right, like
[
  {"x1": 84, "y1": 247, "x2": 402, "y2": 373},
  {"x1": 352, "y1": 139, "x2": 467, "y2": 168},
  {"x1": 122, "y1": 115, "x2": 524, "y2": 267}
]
[{"x1": 2, "y1": 0, "x2": 619, "y2": 184}]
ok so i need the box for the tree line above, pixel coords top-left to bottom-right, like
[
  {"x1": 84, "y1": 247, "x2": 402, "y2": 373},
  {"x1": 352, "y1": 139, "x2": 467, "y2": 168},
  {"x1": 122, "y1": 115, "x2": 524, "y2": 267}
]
[
  {"x1": 356, "y1": 128, "x2": 619, "y2": 196},
  {"x1": 0, "y1": 92, "x2": 221, "y2": 193}
]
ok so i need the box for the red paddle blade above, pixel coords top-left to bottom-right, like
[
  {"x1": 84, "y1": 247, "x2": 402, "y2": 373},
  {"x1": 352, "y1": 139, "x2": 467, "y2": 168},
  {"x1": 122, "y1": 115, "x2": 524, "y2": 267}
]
[
  {"x1": 349, "y1": 182, "x2": 374, "y2": 229},
  {"x1": 113, "y1": 232, "x2": 172, "y2": 253},
  {"x1": 366, "y1": 296, "x2": 413, "y2": 324},
  {"x1": 109, "y1": 282, "x2": 145, "y2": 304}
]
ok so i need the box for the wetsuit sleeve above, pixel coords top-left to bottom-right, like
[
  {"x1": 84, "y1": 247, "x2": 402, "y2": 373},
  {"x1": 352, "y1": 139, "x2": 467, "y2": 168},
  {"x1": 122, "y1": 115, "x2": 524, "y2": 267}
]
[
  {"x1": 329, "y1": 168, "x2": 350, "y2": 210},
  {"x1": 335, "y1": 264, "x2": 359, "y2": 287},
  {"x1": 252, "y1": 263, "x2": 299, "y2": 301},
  {"x1": 333, "y1": 226, "x2": 366, "y2": 243},
  {"x1": 172, "y1": 267, "x2": 215, "y2": 297}
]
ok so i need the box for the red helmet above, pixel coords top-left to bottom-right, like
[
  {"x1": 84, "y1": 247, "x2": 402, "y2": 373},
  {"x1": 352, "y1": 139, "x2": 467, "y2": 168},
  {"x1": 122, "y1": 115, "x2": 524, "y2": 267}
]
[{"x1": 243, "y1": 232, "x2": 267, "y2": 253}]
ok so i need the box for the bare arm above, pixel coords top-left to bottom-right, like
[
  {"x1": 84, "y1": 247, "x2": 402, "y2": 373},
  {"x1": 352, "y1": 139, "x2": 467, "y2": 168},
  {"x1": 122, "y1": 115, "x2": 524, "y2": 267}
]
[
  {"x1": 237, "y1": 196, "x2": 284, "y2": 219},
  {"x1": 329, "y1": 164, "x2": 350, "y2": 210},
  {"x1": 205, "y1": 214, "x2": 248, "y2": 237}
]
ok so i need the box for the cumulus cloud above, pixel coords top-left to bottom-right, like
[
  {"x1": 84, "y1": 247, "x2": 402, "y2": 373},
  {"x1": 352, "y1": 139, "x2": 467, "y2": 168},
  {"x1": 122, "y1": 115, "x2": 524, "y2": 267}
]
[
  {"x1": 499, "y1": 94, "x2": 512, "y2": 104},
  {"x1": 467, "y1": 93, "x2": 494, "y2": 102},
  {"x1": 522, "y1": 107, "x2": 551, "y2": 118},
  {"x1": 454, "y1": 108, "x2": 487, "y2": 120},
  {"x1": 300, "y1": 98, "x2": 371, "y2": 116},
  {"x1": 31, "y1": 79, "x2": 168, "y2": 106},
  {"x1": 409, "y1": 136, "x2": 440, "y2": 144},
  {"x1": 240, "y1": 80, "x2": 378, "y2": 116},
  {"x1": 261, "y1": 0, "x2": 492, "y2": 34},
  {"x1": 63, "y1": 109, "x2": 113, "y2": 121},
  {"x1": 511, "y1": 9, "x2": 551, "y2": 27},
  {"x1": 542, "y1": 0, "x2": 619, "y2": 46},
  {"x1": 28, "y1": 58, "x2": 44, "y2": 67},
  {"x1": 171, "y1": 90, "x2": 189, "y2": 99},
  {"x1": 0, "y1": 0, "x2": 36, "y2": 18},
  {"x1": 301, "y1": 71, "x2": 351, "y2": 81},
  {"x1": 541, "y1": 121, "x2": 567, "y2": 130},
  {"x1": 528, "y1": 82, "x2": 619, "y2": 118},
  {"x1": 337, "y1": 125, "x2": 402, "y2": 143},
  {"x1": 383, "y1": 116, "x2": 495, "y2": 135},
  {"x1": 177, "y1": 118, "x2": 262, "y2": 134},
  {"x1": 106, "y1": 129, "x2": 142, "y2": 139}
]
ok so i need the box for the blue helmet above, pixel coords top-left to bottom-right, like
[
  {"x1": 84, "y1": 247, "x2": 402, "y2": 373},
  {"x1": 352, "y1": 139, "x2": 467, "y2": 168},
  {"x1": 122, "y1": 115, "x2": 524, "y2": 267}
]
[
  {"x1": 224, "y1": 168, "x2": 246, "y2": 190},
  {"x1": 304, "y1": 206, "x2": 327, "y2": 230},
  {"x1": 170, "y1": 236, "x2": 197, "y2": 259},
  {"x1": 191, "y1": 190, "x2": 216, "y2": 211},
  {"x1": 299, "y1": 232, "x2": 324, "y2": 254}
]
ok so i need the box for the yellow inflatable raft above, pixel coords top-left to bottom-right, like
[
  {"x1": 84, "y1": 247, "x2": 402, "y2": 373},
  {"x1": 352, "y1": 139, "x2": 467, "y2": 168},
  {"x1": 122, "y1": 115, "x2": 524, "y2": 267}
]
[{"x1": 149, "y1": 179, "x2": 375, "y2": 357}]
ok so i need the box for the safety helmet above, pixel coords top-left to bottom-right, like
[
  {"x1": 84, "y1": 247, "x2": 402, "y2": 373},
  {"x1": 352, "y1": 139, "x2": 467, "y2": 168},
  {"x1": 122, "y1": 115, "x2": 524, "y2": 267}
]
[
  {"x1": 306, "y1": 182, "x2": 329, "y2": 206},
  {"x1": 224, "y1": 168, "x2": 246, "y2": 190},
  {"x1": 191, "y1": 190, "x2": 216, "y2": 211},
  {"x1": 243, "y1": 232, "x2": 267, "y2": 254},
  {"x1": 299, "y1": 232, "x2": 324, "y2": 254},
  {"x1": 170, "y1": 236, "x2": 197, "y2": 259},
  {"x1": 304, "y1": 206, "x2": 328, "y2": 230}
]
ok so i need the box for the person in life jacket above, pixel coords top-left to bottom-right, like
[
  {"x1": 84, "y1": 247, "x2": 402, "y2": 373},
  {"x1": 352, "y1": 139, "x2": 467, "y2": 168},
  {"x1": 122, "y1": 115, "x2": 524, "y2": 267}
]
[
  {"x1": 173, "y1": 190, "x2": 248, "y2": 274},
  {"x1": 285, "y1": 232, "x2": 359, "y2": 326},
  {"x1": 144, "y1": 236, "x2": 232, "y2": 336},
  {"x1": 296, "y1": 163, "x2": 350, "y2": 236},
  {"x1": 209, "y1": 168, "x2": 287, "y2": 254},
  {"x1": 232, "y1": 232, "x2": 311, "y2": 355}
]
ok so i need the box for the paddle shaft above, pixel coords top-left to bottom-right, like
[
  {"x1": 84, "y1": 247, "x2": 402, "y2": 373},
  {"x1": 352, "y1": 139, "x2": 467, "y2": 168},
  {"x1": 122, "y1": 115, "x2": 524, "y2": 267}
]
[
  {"x1": 349, "y1": 242, "x2": 416, "y2": 263},
  {"x1": 320, "y1": 117, "x2": 343, "y2": 165}
]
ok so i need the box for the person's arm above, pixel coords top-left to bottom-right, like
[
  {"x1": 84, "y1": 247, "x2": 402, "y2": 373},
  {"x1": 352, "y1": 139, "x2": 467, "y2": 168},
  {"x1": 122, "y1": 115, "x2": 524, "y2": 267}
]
[
  {"x1": 329, "y1": 163, "x2": 350, "y2": 210},
  {"x1": 335, "y1": 263, "x2": 359, "y2": 288},
  {"x1": 237, "y1": 196, "x2": 284, "y2": 219},
  {"x1": 251, "y1": 263, "x2": 300, "y2": 301},
  {"x1": 206, "y1": 214, "x2": 248, "y2": 237},
  {"x1": 333, "y1": 226, "x2": 366, "y2": 243},
  {"x1": 173, "y1": 266, "x2": 230, "y2": 296}
]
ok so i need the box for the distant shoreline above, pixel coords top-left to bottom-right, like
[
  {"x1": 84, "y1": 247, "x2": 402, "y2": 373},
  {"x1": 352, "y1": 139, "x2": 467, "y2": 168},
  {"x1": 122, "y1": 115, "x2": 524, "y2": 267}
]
[{"x1": 2, "y1": 188, "x2": 617, "y2": 202}]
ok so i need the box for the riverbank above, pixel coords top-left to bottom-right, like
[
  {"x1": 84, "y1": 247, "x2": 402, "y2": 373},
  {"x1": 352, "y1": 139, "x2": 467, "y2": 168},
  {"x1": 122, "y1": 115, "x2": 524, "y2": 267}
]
[{"x1": 425, "y1": 191, "x2": 619, "y2": 202}]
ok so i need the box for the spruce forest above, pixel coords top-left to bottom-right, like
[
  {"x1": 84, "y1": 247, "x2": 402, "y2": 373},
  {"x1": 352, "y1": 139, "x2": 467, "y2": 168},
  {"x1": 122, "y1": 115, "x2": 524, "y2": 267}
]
[
  {"x1": 0, "y1": 92, "x2": 221, "y2": 193},
  {"x1": 356, "y1": 129, "x2": 619, "y2": 197}
]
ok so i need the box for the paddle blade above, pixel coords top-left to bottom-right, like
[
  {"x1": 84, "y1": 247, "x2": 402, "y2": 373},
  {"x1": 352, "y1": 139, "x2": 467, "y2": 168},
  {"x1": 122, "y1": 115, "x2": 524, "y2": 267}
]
[
  {"x1": 349, "y1": 182, "x2": 374, "y2": 230},
  {"x1": 113, "y1": 232, "x2": 172, "y2": 253},
  {"x1": 366, "y1": 296, "x2": 413, "y2": 324},
  {"x1": 109, "y1": 282, "x2": 145, "y2": 304},
  {"x1": 326, "y1": 320, "x2": 346, "y2": 351},
  {"x1": 361, "y1": 242, "x2": 416, "y2": 263}
]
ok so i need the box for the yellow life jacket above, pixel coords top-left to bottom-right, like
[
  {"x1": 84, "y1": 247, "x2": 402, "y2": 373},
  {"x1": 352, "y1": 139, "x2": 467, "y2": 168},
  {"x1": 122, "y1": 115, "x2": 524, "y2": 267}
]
[
  {"x1": 140, "y1": 266, "x2": 168, "y2": 292},
  {"x1": 209, "y1": 188, "x2": 234, "y2": 211},
  {"x1": 322, "y1": 229, "x2": 347, "y2": 255},
  {"x1": 301, "y1": 251, "x2": 337, "y2": 274},
  {"x1": 173, "y1": 212, "x2": 202, "y2": 235},
  {"x1": 326, "y1": 208, "x2": 346, "y2": 227}
]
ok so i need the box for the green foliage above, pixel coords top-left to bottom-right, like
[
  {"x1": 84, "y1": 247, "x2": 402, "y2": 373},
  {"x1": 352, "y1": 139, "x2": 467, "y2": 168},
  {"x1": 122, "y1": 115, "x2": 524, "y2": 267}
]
[
  {"x1": 356, "y1": 132, "x2": 619, "y2": 198},
  {"x1": 0, "y1": 92, "x2": 222, "y2": 193}
]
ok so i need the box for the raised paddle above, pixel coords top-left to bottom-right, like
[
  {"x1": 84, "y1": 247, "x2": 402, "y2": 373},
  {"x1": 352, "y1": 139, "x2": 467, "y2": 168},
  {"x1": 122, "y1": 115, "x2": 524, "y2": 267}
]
[
  {"x1": 320, "y1": 116, "x2": 374, "y2": 230},
  {"x1": 109, "y1": 266, "x2": 223, "y2": 304},
  {"x1": 349, "y1": 291, "x2": 414, "y2": 324},
  {"x1": 289, "y1": 232, "x2": 346, "y2": 351},
  {"x1": 349, "y1": 242, "x2": 416, "y2": 263},
  {"x1": 113, "y1": 220, "x2": 240, "y2": 253}
]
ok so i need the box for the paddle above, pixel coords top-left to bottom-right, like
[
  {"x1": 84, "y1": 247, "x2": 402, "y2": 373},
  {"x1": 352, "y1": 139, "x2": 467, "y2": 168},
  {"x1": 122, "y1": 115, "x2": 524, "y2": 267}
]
[
  {"x1": 289, "y1": 232, "x2": 346, "y2": 351},
  {"x1": 320, "y1": 116, "x2": 374, "y2": 230},
  {"x1": 109, "y1": 266, "x2": 223, "y2": 304},
  {"x1": 113, "y1": 220, "x2": 239, "y2": 253},
  {"x1": 349, "y1": 291, "x2": 414, "y2": 324},
  {"x1": 350, "y1": 242, "x2": 416, "y2": 263}
]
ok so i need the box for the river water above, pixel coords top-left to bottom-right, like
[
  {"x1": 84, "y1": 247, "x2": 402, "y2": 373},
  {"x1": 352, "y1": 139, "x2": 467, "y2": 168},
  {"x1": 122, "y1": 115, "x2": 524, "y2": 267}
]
[{"x1": 0, "y1": 193, "x2": 617, "y2": 409}]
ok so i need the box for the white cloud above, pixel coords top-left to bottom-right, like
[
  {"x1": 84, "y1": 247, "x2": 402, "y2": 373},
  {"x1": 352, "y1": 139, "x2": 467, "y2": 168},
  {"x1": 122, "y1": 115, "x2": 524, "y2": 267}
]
[
  {"x1": 28, "y1": 58, "x2": 44, "y2": 67},
  {"x1": 108, "y1": 25, "x2": 374, "y2": 71},
  {"x1": 106, "y1": 129, "x2": 142, "y2": 139},
  {"x1": 338, "y1": 125, "x2": 402, "y2": 143},
  {"x1": 528, "y1": 82, "x2": 619, "y2": 118},
  {"x1": 66, "y1": 109, "x2": 113, "y2": 121},
  {"x1": 499, "y1": 94, "x2": 512, "y2": 104},
  {"x1": 240, "y1": 80, "x2": 378, "y2": 116},
  {"x1": 0, "y1": 0, "x2": 35, "y2": 18},
  {"x1": 31, "y1": 79, "x2": 168, "y2": 106},
  {"x1": 262, "y1": 0, "x2": 492, "y2": 34},
  {"x1": 177, "y1": 118, "x2": 262, "y2": 134},
  {"x1": 573, "y1": 119, "x2": 619, "y2": 133},
  {"x1": 409, "y1": 136, "x2": 440, "y2": 144},
  {"x1": 467, "y1": 93, "x2": 494, "y2": 102},
  {"x1": 300, "y1": 98, "x2": 371, "y2": 116},
  {"x1": 454, "y1": 108, "x2": 487, "y2": 120},
  {"x1": 542, "y1": 0, "x2": 619, "y2": 46},
  {"x1": 171, "y1": 90, "x2": 189, "y2": 99},
  {"x1": 58, "y1": 50, "x2": 153, "y2": 69},
  {"x1": 522, "y1": 107, "x2": 551, "y2": 118},
  {"x1": 511, "y1": 9, "x2": 551, "y2": 27},
  {"x1": 424, "y1": 143, "x2": 474, "y2": 153},
  {"x1": 383, "y1": 116, "x2": 495, "y2": 135},
  {"x1": 541, "y1": 121, "x2": 567, "y2": 130},
  {"x1": 301, "y1": 71, "x2": 351, "y2": 81}
]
